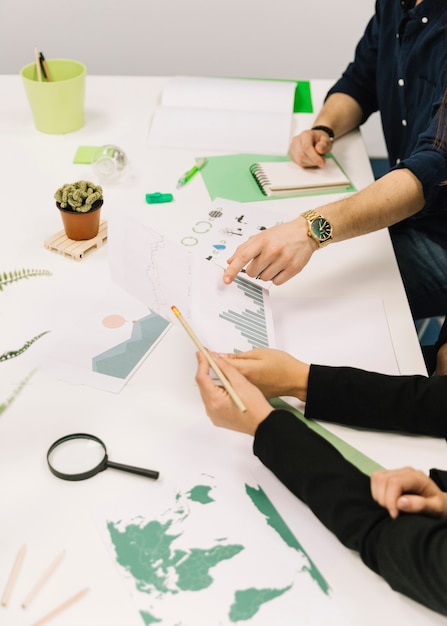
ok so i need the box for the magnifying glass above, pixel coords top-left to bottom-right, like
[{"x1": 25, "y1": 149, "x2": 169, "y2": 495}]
[{"x1": 47, "y1": 433, "x2": 159, "y2": 481}]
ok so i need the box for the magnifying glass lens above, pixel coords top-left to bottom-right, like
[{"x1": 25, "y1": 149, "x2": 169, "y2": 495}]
[
  {"x1": 48, "y1": 437, "x2": 106, "y2": 476},
  {"x1": 47, "y1": 433, "x2": 159, "y2": 481}
]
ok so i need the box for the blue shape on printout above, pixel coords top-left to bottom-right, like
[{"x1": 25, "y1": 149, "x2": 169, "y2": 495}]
[{"x1": 92, "y1": 312, "x2": 169, "y2": 379}]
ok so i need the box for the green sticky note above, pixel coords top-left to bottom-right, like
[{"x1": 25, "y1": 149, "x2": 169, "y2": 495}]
[{"x1": 73, "y1": 146, "x2": 100, "y2": 164}]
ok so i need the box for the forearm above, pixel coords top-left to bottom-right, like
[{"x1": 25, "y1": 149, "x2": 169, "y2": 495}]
[
  {"x1": 254, "y1": 410, "x2": 447, "y2": 615},
  {"x1": 312, "y1": 93, "x2": 364, "y2": 139},
  {"x1": 223, "y1": 160, "x2": 425, "y2": 287},
  {"x1": 306, "y1": 365, "x2": 447, "y2": 437},
  {"x1": 318, "y1": 168, "x2": 425, "y2": 242}
]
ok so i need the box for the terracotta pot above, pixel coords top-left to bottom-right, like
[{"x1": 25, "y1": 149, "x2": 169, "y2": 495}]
[{"x1": 57, "y1": 199, "x2": 103, "y2": 240}]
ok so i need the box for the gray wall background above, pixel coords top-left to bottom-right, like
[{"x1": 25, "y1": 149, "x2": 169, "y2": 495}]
[{"x1": 0, "y1": 0, "x2": 385, "y2": 156}]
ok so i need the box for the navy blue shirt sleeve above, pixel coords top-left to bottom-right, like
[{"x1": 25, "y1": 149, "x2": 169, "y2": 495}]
[{"x1": 326, "y1": 0, "x2": 447, "y2": 217}]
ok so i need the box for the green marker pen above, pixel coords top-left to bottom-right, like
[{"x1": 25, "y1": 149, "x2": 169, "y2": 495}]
[{"x1": 176, "y1": 158, "x2": 207, "y2": 189}]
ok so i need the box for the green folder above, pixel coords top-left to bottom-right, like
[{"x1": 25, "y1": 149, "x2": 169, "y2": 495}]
[
  {"x1": 293, "y1": 80, "x2": 313, "y2": 113},
  {"x1": 199, "y1": 153, "x2": 356, "y2": 203}
]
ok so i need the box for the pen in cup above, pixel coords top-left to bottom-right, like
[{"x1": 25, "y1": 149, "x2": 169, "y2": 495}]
[
  {"x1": 34, "y1": 48, "x2": 42, "y2": 82},
  {"x1": 176, "y1": 158, "x2": 207, "y2": 189},
  {"x1": 39, "y1": 52, "x2": 52, "y2": 82}
]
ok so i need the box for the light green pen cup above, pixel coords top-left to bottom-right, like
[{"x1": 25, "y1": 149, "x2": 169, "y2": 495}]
[{"x1": 20, "y1": 59, "x2": 86, "y2": 134}]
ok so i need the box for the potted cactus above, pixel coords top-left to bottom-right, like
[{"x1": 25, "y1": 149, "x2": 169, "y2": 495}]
[{"x1": 54, "y1": 180, "x2": 104, "y2": 240}]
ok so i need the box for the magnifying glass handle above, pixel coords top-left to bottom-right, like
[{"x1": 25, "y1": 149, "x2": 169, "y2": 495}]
[{"x1": 107, "y1": 461, "x2": 159, "y2": 480}]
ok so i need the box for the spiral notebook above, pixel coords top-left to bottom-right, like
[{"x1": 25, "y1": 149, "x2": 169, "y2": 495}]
[{"x1": 250, "y1": 156, "x2": 351, "y2": 197}]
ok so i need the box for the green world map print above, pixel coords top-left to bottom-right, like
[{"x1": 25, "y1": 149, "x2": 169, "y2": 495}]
[{"x1": 102, "y1": 473, "x2": 350, "y2": 625}]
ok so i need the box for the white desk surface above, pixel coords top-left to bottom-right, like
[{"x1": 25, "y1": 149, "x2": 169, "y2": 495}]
[{"x1": 0, "y1": 75, "x2": 445, "y2": 626}]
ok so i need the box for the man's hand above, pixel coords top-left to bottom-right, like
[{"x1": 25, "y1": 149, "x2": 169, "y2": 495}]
[
  {"x1": 223, "y1": 217, "x2": 315, "y2": 285},
  {"x1": 289, "y1": 129, "x2": 333, "y2": 168},
  {"x1": 371, "y1": 467, "x2": 447, "y2": 519}
]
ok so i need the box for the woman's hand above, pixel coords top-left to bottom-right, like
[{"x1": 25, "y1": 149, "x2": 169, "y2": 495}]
[
  {"x1": 371, "y1": 467, "x2": 447, "y2": 520},
  {"x1": 195, "y1": 351, "x2": 272, "y2": 435},
  {"x1": 221, "y1": 348, "x2": 310, "y2": 401}
]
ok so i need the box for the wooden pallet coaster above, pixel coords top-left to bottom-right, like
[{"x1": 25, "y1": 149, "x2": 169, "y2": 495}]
[{"x1": 44, "y1": 221, "x2": 108, "y2": 261}]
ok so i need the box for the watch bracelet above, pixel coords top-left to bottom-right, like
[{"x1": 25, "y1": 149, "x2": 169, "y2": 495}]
[
  {"x1": 311, "y1": 125, "x2": 335, "y2": 141},
  {"x1": 300, "y1": 210, "x2": 333, "y2": 248}
]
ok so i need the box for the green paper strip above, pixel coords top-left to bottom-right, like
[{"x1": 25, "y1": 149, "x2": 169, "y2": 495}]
[{"x1": 270, "y1": 397, "x2": 383, "y2": 476}]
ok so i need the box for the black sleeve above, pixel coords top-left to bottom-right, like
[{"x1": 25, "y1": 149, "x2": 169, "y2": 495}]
[
  {"x1": 435, "y1": 317, "x2": 447, "y2": 352},
  {"x1": 254, "y1": 409, "x2": 447, "y2": 616},
  {"x1": 305, "y1": 365, "x2": 447, "y2": 438}
]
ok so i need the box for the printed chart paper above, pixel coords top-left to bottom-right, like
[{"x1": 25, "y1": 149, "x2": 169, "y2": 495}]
[
  {"x1": 178, "y1": 197, "x2": 284, "y2": 280},
  {"x1": 41, "y1": 284, "x2": 171, "y2": 392},
  {"x1": 108, "y1": 210, "x2": 276, "y2": 353},
  {"x1": 95, "y1": 465, "x2": 352, "y2": 626}
]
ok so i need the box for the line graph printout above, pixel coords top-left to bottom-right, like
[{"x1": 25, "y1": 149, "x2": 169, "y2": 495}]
[
  {"x1": 108, "y1": 210, "x2": 194, "y2": 322},
  {"x1": 108, "y1": 211, "x2": 275, "y2": 353}
]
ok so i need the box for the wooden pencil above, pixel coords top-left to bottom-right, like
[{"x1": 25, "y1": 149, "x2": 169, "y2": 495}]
[
  {"x1": 1, "y1": 544, "x2": 26, "y2": 606},
  {"x1": 34, "y1": 47, "x2": 42, "y2": 81},
  {"x1": 171, "y1": 305, "x2": 247, "y2": 412},
  {"x1": 22, "y1": 550, "x2": 65, "y2": 608},
  {"x1": 31, "y1": 587, "x2": 89, "y2": 626}
]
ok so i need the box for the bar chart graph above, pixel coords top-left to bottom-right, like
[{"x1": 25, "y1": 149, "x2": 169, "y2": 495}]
[{"x1": 219, "y1": 276, "x2": 269, "y2": 349}]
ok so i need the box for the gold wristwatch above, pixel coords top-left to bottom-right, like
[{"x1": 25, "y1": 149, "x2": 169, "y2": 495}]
[{"x1": 301, "y1": 210, "x2": 333, "y2": 248}]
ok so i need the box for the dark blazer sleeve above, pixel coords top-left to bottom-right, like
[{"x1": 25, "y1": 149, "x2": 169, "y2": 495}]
[
  {"x1": 254, "y1": 409, "x2": 447, "y2": 616},
  {"x1": 305, "y1": 365, "x2": 447, "y2": 438}
]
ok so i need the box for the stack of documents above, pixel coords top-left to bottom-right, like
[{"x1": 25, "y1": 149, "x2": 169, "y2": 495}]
[{"x1": 148, "y1": 76, "x2": 296, "y2": 154}]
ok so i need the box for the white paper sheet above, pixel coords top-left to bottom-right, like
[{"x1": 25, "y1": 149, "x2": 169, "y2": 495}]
[
  {"x1": 40, "y1": 284, "x2": 171, "y2": 392},
  {"x1": 94, "y1": 421, "x2": 352, "y2": 626},
  {"x1": 271, "y1": 297, "x2": 399, "y2": 375},
  {"x1": 159, "y1": 76, "x2": 297, "y2": 113},
  {"x1": 107, "y1": 210, "x2": 276, "y2": 354},
  {"x1": 148, "y1": 77, "x2": 296, "y2": 154}
]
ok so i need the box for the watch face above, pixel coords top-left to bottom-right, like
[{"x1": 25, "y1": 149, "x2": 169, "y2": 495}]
[{"x1": 311, "y1": 217, "x2": 332, "y2": 242}]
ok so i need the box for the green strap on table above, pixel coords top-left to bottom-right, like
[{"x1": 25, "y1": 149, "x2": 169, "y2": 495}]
[{"x1": 270, "y1": 397, "x2": 383, "y2": 476}]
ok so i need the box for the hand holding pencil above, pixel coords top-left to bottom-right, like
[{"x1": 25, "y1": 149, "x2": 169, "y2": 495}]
[
  {"x1": 195, "y1": 350, "x2": 273, "y2": 435},
  {"x1": 171, "y1": 305, "x2": 247, "y2": 412}
]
